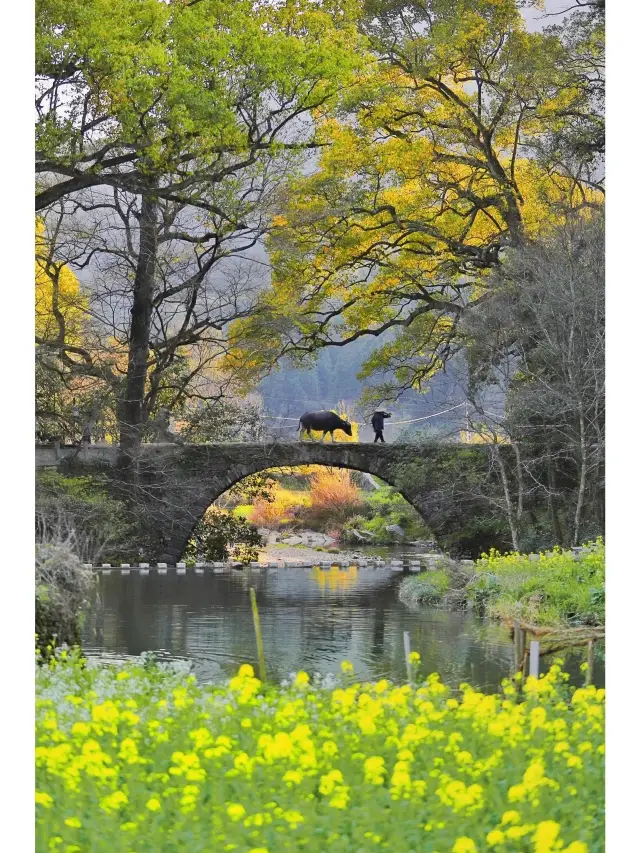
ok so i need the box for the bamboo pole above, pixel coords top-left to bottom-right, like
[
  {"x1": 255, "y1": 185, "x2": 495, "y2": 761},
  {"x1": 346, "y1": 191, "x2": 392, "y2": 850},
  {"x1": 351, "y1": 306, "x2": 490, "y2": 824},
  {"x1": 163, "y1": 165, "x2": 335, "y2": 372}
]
[
  {"x1": 529, "y1": 640, "x2": 540, "y2": 678},
  {"x1": 403, "y1": 631, "x2": 412, "y2": 683},
  {"x1": 249, "y1": 587, "x2": 267, "y2": 682}
]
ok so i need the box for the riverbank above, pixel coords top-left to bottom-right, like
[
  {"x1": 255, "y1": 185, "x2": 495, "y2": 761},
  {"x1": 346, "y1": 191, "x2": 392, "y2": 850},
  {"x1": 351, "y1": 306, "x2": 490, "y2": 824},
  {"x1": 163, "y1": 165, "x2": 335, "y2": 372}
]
[
  {"x1": 37, "y1": 650, "x2": 604, "y2": 853},
  {"x1": 256, "y1": 528, "x2": 430, "y2": 566},
  {"x1": 398, "y1": 541, "x2": 605, "y2": 629}
]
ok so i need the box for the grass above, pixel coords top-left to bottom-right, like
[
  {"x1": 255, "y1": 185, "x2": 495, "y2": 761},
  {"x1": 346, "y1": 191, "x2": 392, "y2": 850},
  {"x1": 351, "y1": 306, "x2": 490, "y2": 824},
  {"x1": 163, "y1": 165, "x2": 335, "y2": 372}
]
[
  {"x1": 36, "y1": 649, "x2": 603, "y2": 853},
  {"x1": 469, "y1": 541, "x2": 604, "y2": 627}
]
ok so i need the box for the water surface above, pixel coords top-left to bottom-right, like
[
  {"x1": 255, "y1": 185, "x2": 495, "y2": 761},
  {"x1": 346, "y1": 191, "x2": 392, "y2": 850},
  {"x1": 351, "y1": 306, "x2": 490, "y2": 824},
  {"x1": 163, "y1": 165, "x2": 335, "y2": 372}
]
[{"x1": 82, "y1": 567, "x2": 603, "y2": 690}]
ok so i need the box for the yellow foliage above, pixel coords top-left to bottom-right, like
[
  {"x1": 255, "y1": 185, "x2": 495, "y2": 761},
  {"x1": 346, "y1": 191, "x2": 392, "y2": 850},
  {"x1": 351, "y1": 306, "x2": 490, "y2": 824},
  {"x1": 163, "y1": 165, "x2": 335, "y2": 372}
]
[
  {"x1": 35, "y1": 221, "x2": 86, "y2": 343},
  {"x1": 248, "y1": 486, "x2": 310, "y2": 529}
]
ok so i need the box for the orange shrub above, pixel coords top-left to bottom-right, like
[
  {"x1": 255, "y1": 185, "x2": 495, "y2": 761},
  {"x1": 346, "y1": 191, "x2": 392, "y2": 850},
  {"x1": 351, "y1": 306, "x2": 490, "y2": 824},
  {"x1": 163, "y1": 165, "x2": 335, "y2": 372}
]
[{"x1": 306, "y1": 467, "x2": 364, "y2": 525}]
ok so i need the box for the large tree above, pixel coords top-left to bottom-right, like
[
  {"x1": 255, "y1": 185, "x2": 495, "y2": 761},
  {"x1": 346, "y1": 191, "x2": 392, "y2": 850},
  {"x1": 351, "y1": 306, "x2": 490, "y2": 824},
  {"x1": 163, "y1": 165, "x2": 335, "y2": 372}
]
[
  {"x1": 36, "y1": 0, "x2": 365, "y2": 449},
  {"x1": 228, "y1": 0, "x2": 603, "y2": 395}
]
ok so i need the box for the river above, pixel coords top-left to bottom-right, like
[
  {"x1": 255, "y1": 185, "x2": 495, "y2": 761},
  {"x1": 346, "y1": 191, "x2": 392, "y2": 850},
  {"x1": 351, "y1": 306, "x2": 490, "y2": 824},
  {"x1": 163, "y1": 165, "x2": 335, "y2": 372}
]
[{"x1": 82, "y1": 564, "x2": 603, "y2": 690}]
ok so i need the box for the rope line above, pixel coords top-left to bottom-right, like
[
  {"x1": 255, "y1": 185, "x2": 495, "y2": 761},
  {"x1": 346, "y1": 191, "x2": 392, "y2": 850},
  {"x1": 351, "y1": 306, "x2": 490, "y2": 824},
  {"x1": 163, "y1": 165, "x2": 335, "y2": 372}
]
[{"x1": 262, "y1": 402, "x2": 468, "y2": 426}]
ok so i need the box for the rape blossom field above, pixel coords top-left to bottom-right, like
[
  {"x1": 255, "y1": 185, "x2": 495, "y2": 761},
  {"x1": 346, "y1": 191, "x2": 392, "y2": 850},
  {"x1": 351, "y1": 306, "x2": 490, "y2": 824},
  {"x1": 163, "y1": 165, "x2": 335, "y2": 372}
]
[{"x1": 36, "y1": 651, "x2": 604, "y2": 853}]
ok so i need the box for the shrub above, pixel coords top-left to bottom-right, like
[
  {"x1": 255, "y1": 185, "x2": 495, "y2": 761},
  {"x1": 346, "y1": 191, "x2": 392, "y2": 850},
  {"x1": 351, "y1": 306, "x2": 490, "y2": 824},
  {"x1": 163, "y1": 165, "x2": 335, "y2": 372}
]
[
  {"x1": 302, "y1": 468, "x2": 364, "y2": 528},
  {"x1": 183, "y1": 508, "x2": 262, "y2": 564},
  {"x1": 36, "y1": 471, "x2": 133, "y2": 563},
  {"x1": 35, "y1": 538, "x2": 94, "y2": 653},
  {"x1": 398, "y1": 570, "x2": 451, "y2": 606},
  {"x1": 248, "y1": 486, "x2": 310, "y2": 529},
  {"x1": 36, "y1": 653, "x2": 604, "y2": 853}
]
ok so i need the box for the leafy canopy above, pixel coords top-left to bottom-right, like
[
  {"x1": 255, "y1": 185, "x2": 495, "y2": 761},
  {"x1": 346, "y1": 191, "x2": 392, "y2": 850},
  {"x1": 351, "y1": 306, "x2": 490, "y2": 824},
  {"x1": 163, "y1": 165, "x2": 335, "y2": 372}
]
[{"x1": 227, "y1": 0, "x2": 603, "y2": 397}]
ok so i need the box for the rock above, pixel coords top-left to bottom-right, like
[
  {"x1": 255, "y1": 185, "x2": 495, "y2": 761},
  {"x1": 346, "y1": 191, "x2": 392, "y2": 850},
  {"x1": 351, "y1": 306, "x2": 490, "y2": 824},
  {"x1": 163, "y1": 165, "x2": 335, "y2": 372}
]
[
  {"x1": 348, "y1": 529, "x2": 369, "y2": 542},
  {"x1": 385, "y1": 524, "x2": 405, "y2": 539}
]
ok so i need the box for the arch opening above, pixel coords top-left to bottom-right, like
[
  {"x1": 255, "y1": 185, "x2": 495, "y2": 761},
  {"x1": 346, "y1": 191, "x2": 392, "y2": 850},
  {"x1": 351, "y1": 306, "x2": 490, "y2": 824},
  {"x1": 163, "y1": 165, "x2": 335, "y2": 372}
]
[{"x1": 178, "y1": 461, "x2": 435, "y2": 565}]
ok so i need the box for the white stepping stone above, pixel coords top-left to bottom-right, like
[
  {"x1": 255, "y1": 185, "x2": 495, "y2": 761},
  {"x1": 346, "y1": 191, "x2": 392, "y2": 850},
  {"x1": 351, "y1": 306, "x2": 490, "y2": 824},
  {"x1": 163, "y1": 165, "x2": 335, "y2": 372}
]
[{"x1": 157, "y1": 562, "x2": 167, "y2": 568}]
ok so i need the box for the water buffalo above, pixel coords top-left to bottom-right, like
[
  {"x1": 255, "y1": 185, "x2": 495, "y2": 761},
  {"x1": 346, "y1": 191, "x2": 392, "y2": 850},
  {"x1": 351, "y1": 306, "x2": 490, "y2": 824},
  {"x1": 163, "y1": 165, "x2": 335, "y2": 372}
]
[{"x1": 298, "y1": 411, "x2": 353, "y2": 442}]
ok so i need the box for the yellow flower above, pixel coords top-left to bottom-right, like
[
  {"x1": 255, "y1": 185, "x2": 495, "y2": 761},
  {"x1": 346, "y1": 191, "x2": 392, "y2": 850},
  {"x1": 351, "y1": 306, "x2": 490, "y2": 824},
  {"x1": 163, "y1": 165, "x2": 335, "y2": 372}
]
[
  {"x1": 238, "y1": 664, "x2": 255, "y2": 678},
  {"x1": 100, "y1": 790, "x2": 128, "y2": 813},
  {"x1": 408, "y1": 651, "x2": 421, "y2": 664},
  {"x1": 64, "y1": 818, "x2": 81, "y2": 829},
  {"x1": 294, "y1": 671, "x2": 310, "y2": 687},
  {"x1": 227, "y1": 803, "x2": 246, "y2": 821},
  {"x1": 452, "y1": 837, "x2": 477, "y2": 853},
  {"x1": 486, "y1": 830, "x2": 505, "y2": 846},
  {"x1": 146, "y1": 798, "x2": 161, "y2": 812},
  {"x1": 91, "y1": 701, "x2": 119, "y2": 724},
  {"x1": 340, "y1": 660, "x2": 354, "y2": 674},
  {"x1": 533, "y1": 820, "x2": 562, "y2": 853},
  {"x1": 501, "y1": 810, "x2": 521, "y2": 825},
  {"x1": 35, "y1": 791, "x2": 53, "y2": 808},
  {"x1": 562, "y1": 843, "x2": 588, "y2": 853},
  {"x1": 283, "y1": 770, "x2": 302, "y2": 786}
]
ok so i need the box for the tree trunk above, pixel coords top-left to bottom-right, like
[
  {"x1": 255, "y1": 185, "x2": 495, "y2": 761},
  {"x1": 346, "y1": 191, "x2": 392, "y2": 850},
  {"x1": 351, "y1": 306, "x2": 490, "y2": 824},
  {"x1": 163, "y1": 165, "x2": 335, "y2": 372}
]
[
  {"x1": 573, "y1": 407, "x2": 588, "y2": 546},
  {"x1": 546, "y1": 440, "x2": 564, "y2": 547},
  {"x1": 119, "y1": 194, "x2": 157, "y2": 453},
  {"x1": 494, "y1": 445, "x2": 520, "y2": 552}
]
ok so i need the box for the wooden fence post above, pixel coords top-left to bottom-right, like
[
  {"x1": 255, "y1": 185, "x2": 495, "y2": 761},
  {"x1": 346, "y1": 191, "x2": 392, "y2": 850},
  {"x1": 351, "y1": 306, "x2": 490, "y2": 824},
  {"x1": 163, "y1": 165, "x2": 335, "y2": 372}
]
[
  {"x1": 513, "y1": 619, "x2": 521, "y2": 672},
  {"x1": 586, "y1": 639, "x2": 595, "y2": 687},
  {"x1": 249, "y1": 587, "x2": 267, "y2": 682}
]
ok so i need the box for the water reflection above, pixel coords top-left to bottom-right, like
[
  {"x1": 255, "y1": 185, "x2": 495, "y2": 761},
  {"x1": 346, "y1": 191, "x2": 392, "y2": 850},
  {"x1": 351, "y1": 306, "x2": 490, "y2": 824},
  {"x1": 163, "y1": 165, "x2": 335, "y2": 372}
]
[
  {"x1": 310, "y1": 565, "x2": 358, "y2": 593},
  {"x1": 82, "y1": 569, "x2": 603, "y2": 690}
]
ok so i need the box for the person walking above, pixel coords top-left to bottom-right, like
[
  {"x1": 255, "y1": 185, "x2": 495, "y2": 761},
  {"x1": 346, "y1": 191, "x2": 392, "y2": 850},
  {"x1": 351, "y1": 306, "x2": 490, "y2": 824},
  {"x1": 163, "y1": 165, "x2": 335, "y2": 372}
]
[{"x1": 371, "y1": 410, "x2": 392, "y2": 443}]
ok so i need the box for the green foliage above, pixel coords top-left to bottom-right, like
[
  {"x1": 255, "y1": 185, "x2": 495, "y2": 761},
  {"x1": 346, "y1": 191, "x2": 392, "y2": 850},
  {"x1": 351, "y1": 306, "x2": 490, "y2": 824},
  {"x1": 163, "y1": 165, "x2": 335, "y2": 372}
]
[
  {"x1": 36, "y1": 652, "x2": 604, "y2": 853},
  {"x1": 469, "y1": 541, "x2": 605, "y2": 626},
  {"x1": 398, "y1": 570, "x2": 450, "y2": 607},
  {"x1": 36, "y1": 470, "x2": 133, "y2": 562},
  {"x1": 183, "y1": 508, "x2": 262, "y2": 564},
  {"x1": 35, "y1": 540, "x2": 95, "y2": 654}
]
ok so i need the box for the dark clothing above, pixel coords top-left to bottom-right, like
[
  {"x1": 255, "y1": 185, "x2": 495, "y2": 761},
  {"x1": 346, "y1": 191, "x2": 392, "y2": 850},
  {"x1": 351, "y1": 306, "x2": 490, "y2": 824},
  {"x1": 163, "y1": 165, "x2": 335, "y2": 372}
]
[
  {"x1": 373, "y1": 429, "x2": 385, "y2": 443},
  {"x1": 371, "y1": 411, "x2": 391, "y2": 431}
]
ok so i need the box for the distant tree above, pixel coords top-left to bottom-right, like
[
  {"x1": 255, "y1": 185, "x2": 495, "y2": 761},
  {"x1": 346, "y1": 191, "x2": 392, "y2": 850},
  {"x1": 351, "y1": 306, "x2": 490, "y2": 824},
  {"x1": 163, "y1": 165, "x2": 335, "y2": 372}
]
[{"x1": 462, "y1": 213, "x2": 605, "y2": 546}]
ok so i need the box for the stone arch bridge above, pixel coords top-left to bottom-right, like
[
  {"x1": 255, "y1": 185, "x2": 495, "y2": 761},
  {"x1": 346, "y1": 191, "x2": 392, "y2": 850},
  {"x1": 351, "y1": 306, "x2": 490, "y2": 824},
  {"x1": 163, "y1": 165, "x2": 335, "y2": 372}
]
[{"x1": 36, "y1": 441, "x2": 498, "y2": 562}]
